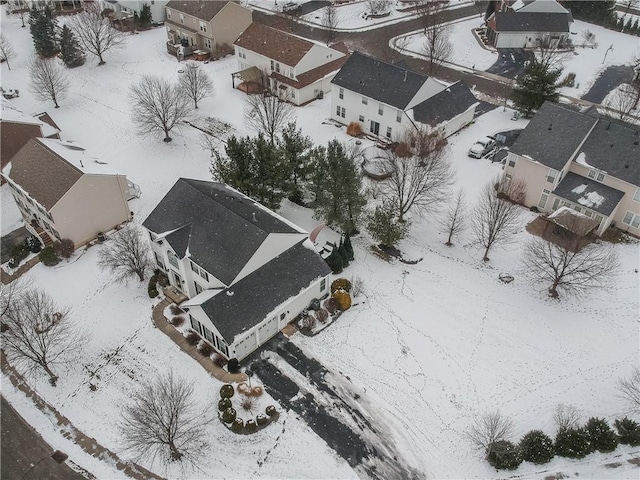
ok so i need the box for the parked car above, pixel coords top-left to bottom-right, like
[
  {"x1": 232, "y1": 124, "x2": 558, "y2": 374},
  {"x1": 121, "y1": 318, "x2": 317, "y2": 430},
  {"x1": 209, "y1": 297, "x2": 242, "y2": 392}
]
[
  {"x1": 1, "y1": 87, "x2": 19, "y2": 99},
  {"x1": 468, "y1": 136, "x2": 496, "y2": 158}
]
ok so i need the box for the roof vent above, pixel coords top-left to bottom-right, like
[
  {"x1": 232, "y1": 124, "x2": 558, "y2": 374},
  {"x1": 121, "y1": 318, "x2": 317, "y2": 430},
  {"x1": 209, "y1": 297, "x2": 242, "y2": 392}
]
[
  {"x1": 403, "y1": 70, "x2": 407, "y2": 82},
  {"x1": 252, "y1": 212, "x2": 257, "y2": 222},
  {"x1": 547, "y1": 123, "x2": 552, "y2": 130}
]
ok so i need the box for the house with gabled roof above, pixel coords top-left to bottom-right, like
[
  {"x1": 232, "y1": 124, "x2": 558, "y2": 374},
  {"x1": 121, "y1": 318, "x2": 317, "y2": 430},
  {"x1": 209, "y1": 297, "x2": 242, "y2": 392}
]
[
  {"x1": 233, "y1": 22, "x2": 348, "y2": 105},
  {"x1": 3, "y1": 138, "x2": 134, "y2": 248},
  {"x1": 143, "y1": 178, "x2": 331, "y2": 361},
  {"x1": 331, "y1": 52, "x2": 477, "y2": 140},
  {"x1": 502, "y1": 102, "x2": 640, "y2": 236},
  {"x1": 164, "y1": 0, "x2": 251, "y2": 57}
]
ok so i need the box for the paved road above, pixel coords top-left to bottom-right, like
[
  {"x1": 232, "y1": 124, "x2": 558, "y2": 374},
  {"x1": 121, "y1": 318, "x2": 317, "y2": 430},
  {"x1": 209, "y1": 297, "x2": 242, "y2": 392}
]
[
  {"x1": 1, "y1": 396, "x2": 90, "y2": 480},
  {"x1": 581, "y1": 65, "x2": 635, "y2": 104}
]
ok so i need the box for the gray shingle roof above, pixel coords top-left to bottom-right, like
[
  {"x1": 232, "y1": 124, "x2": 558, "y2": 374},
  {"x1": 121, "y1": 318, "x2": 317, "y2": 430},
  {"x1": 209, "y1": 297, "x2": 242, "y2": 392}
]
[
  {"x1": 142, "y1": 179, "x2": 299, "y2": 285},
  {"x1": 510, "y1": 102, "x2": 597, "y2": 171},
  {"x1": 412, "y1": 81, "x2": 478, "y2": 126},
  {"x1": 330, "y1": 51, "x2": 428, "y2": 110},
  {"x1": 201, "y1": 240, "x2": 330, "y2": 342},
  {"x1": 494, "y1": 11, "x2": 571, "y2": 32},
  {"x1": 552, "y1": 172, "x2": 625, "y2": 216}
]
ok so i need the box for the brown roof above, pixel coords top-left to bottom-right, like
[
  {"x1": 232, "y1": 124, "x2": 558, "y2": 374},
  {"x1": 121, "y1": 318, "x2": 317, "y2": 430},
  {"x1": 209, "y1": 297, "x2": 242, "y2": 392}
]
[
  {"x1": 165, "y1": 0, "x2": 230, "y2": 21},
  {"x1": 1, "y1": 121, "x2": 42, "y2": 171},
  {"x1": 8, "y1": 138, "x2": 82, "y2": 210},
  {"x1": 271, "y1": 43, "x2": 350, "y2": 89},
  {"x1": 234, "y1": 23, "x2": 314, "y2": 66}
]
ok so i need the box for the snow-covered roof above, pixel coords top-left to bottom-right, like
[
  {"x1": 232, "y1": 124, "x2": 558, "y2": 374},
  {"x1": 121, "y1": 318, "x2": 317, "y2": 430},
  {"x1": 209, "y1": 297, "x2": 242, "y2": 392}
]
[
  {"x1": 552, "y1": 171, "x2": 625, "y2": 216},
  {"x1": 0, "y1": 99, "x2": 42, "y2": 126},
  {"x1": 37, "y1": 138, "x2": 121, "y2": 175}
]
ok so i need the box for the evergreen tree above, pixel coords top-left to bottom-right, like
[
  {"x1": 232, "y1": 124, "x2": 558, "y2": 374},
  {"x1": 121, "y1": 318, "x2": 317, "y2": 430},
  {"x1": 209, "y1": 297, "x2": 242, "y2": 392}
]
[
  {"x1": 60, "y1": 25, "x2": 85, "y2": 68},
  {"x1": 29, "y1": 5, "x2": 58, "y2": 58},
  {"x1": 366, "y1": 199, "x2": 410, "y2": 248},
  {"x1": 138, "y1": 3, "x2": 153, "y2": 29},
  {"x1": 519, "y1": 430, "x2": 554, "y2": 464},
  {"x1": 632, "y1": 18, "x2": 640, "y2": 35},
  {"x1": 312, "y1": 140, "x2": 366, "y2": 235},
  {"x1": 564, "y1": 1, "x2": 616, "y2": 26},
  {"x1": 325, "y1": 246, "x2": 344, "y2": 274},
  {"x1": 625, "y1": 16, "x2": 634, "y2": 32},
  {"x1": 251, "y1": 134, "x2": 287, "y2": 209},
  {"x1": 584, "y1": 418, "x2": 618, "y2": 453},
  {"x1": 343, "y1": 233, "x2": 354, "y2": 261},
  {"x1": 511, "y1": 56, "x2": 562, "y2": 117},
  {"x1": 278, "y1": 122, "x2": 314, "y2": 204},
  {"x1": 337, "y1": 237, "x2": 349, "y2": 268},
  {"x1": 212, "y1": 135, "x2": 255, "y2": 195}
]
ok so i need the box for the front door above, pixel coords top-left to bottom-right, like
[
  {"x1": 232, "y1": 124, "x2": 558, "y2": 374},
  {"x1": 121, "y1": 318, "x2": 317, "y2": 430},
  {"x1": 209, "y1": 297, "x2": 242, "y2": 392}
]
[
  {"x1": 172, "y1": 271, "x2": 183, "y2": 291},
  {"x1": 370, "y1": 120, "x2": 380, "y2": 136}
]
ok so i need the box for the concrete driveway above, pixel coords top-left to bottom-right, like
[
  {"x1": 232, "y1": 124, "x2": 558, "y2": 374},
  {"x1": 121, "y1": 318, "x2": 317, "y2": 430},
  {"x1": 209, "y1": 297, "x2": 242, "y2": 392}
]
[{"x1": 581, "y1": 65, "x2": 635, "y2": 104}]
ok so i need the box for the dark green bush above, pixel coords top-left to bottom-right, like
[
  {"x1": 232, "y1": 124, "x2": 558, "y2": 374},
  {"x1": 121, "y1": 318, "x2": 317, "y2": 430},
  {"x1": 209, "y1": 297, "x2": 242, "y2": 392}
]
[
  {"x1": 486, "y1": 440, "x2": 522, "y2": 470},
  {"x1": 220, "y1": 384, "x2": 234, "y2": 399},
  {"x1": 147, "y1": 273, "x2": 159, "y2": 298},
  {"x1": 38, "y1": 246, "x2": 60, "y2": 266},
  {"x1": 231, "y1": 418, "x2": 244, "y2": 433},
  {"x1": 555, "y1": 427, "x2": 590, "y2": 459},
  {"x1": 519, "y1": 430, "x2": 554, "y2": 464},
  {"x1": 218, "y1": 398, "x2": 232, "y2": 411},
  {"x1": 25, "y1": 235, "x2": 42, "y2": 253},
  {"x1": 584, "y1": 417, "x2": 618, "y2": 453},
  {"x1": 227, "y1": 358, "x2": 240, "y2": 374},
  {"x1": 331, "y1": 278, "x2": 352, "y2": 294},
  {"x1": 256, "y1": 414, "x2": 268, "y2": 426},
  {"x1": 615, "y1": 417, "x2": 640, "y2": 446},
  {"x1": 245, "y1": 419, "x2": 257, "y2": 433},
  {"x1": 221, "y1": 407, "x2": 236, "y2": 423},
  {"x1": 53, "y1": 238, "x2": 74, "y2": 258},
  {"x1": 266, "y1": 405, "x2": 277, "y2": 417},
  {"x1": 10, "y1": 243, "x2": 29, "y2": 268}
]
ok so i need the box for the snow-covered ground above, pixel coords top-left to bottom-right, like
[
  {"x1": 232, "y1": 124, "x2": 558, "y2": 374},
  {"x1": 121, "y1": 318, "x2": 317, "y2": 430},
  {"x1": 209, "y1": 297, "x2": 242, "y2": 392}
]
[{"x1": 1, "y1": 5, "x2": 639, "y2": 480}]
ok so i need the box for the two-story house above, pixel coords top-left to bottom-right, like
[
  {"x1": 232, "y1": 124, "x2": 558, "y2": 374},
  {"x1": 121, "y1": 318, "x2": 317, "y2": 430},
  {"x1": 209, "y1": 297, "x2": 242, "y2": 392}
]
[
  {"x1": 3, "y1": 138, "x2": 134, "y2": 248},
  {"x1": 143, "y1": 178, "x2": 331, "y2": 361},
  {"x1": 233, "y1": 23, "x2": 348, "y2": 106},
  {"x1": 331, "y1": 52, "x2": 477, "y2": 140},
  {"x1": 502, "y1": 102, "x2": 640, "y2": 236},
  {"x1": 165, "y1": 0, "x2": 252, "y2": 57},
  {"x1": 100, "y1": 0, "x2": 169, "y2": 24}
]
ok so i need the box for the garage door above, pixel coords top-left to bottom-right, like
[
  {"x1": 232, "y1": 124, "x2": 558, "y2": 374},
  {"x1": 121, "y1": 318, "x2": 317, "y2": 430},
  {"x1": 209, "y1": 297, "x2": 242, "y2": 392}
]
[
  {"x1": 234, "y1": 332, "x2": 257, "y2": 361},
  {"x1": 258, "y1": 316, "x2": 278, "y2": 344}
]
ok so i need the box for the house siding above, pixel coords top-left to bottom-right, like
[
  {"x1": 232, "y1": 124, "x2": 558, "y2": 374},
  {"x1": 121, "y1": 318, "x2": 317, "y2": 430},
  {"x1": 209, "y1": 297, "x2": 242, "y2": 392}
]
[
  {"x1": 437, "y1": 105, "x2": 476, "y2": 138},
  {"x1": 209, "y1": 2, "x2": 252, "y2": 48},
  {"x1": 492, "y1": 31, "x2": 569, "y2": 49}
]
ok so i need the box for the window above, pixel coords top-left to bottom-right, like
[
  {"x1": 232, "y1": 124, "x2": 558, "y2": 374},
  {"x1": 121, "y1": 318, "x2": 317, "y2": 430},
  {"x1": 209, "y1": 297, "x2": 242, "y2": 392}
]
[
  {"x1": 320, "y1": 278, "x2": 326, "y2": 292},
  {"x1": 587, "y1": 169, "x2": 605, "y2": 182},
  {"x1": 508, "y1": 158, "x2": 516, "y2": 168},
  {"x1": 275, "y1": 62, "x2": 280, "y2": 73},
  {"x1": 190, "y1": 314, "x2": 202, "y2": 336},
  {"x1": 280, "y1": 312, "x2": 286, "y2": 321},
  {"x1": 584, "y1": 209, "x2": 593, "y2": 218},
  {"x1": 199, "y1": 21, "x2": 207, "y2": 32},
  {"x1": 270, "y1": 59, "x2": 274, "y2": 71},
  {"x1": 358, "y1": 115, "x2": 364, "y2": 122},
  {"x1": 338, "y1": 88, "x2": 344, "y2": 100},
  {"x1": 190, "y1": 261, "x2": 209, "y2": 281},
  {"x1": 361, "y1": 96, "x2": 368, "y2": 105},
  {"x1": 291, "y1": 89, "x2": 295, "y2": 99},
  {"x1": 574, "y1": 206, "x2": 582, "y2": 213},
  {"x1": 179, "y1": 13, "x2": 184, "y2": 24},
  {"x1": 546, "y1": 169, "x2": 557, "y2": 183},
  {"x1": 167, "y1": 251, "x2": 179, "y2": 269},
  {"x1": 633, "y1": 188, "x2": 640, "y2": 203},
  {"x1": 378, "y1": 103, "x2": 384, "y2": 115},
  {"x1": 204, "y1": 38, "x2": 212, "y2": 49},
  {"x1": 336, "y1": 106, "x2": 345, "y2": 118},
  {"x1": 386, "y1": 126, "x2": 392, "y2": 138},
  {"x1": 194, "y1": 281, "x2": 203, "y2": 295},
  {"x1": 155, "y1": 252, "x2": 165, "y2": 270},
  {"x1": 622, "y1": 211, "x2": 640, "y2": 228},
  {"x1": 552, "y1": 198, "x2": 559, "y2": 210},
  {"x1": 289, "y1": 67, "x2": 294, "y2": 79},
  {"x1": 396, "y1": 110, "x2": 402, "y2": 123},
  {"x1": 538, "y1": 189, "x2": 550, "y2": 209}
]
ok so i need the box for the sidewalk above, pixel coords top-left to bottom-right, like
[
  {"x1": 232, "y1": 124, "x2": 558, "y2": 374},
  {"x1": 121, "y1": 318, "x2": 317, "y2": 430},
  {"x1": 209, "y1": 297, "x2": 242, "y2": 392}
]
[{"x1": 151, "y1": 299, "x2": 247, "y2": 384}]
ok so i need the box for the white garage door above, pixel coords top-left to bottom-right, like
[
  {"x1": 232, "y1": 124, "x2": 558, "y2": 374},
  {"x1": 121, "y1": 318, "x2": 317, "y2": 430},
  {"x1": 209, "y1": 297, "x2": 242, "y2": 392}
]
[
  {"x1": 234, "y1": 332, "x2": 257, "y2": 361},
  {"x1": 258, "y1": 316, "x2": 278, "y2": 344}
]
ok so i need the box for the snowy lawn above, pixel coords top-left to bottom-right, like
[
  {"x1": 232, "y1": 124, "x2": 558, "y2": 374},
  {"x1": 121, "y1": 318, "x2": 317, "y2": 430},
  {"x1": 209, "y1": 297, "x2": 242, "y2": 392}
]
[{"x1": 1, "y1": 5, "x2": 639, "y2": 480}]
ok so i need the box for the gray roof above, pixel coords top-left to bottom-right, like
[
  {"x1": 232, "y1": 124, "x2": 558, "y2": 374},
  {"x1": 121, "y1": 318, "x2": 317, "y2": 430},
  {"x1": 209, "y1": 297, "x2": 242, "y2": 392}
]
[
  {"x1": 331, "y1": 51, "x2": 428, "y2": 110},
  {"x1": 201, "y1": 240, "x2": 330, "y2": 342},
  {"x1": 494, "y1": 11, "x2": 572, "y2": 32},
  {"x1": 510, "y1": 102, "x2": 597, "y2": 171},
  {"x1": 412, "y1": 81, "x2": 478, "y2": 126},
  {"x1": 142, "y1": 179, "x2": 299, "y2": 285},
  {"x1": 553, "y1": 172, "x2": 625, "y2": 216}
]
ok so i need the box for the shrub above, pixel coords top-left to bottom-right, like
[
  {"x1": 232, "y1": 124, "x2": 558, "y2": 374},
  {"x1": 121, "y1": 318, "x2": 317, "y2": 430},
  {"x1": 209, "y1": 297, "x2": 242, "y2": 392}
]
[
  {"x1": 308, "y1": 298, "x2": 321, "y2": 311},
  {"x1": 394, "y1": 141, "x2": 412, "y2": 158},
  {"x1": 238, "y1": 383, "x2": 264, "y2": 397},
  {"x1": 170, "y1": 315, "x2": 184, "y2": 327},
  {"x1": 331, "y1": 278, "x2": 352, "y2": 294},
  {"x1": 332, "y1": 289, "x2": 351, "y2": 311},
  {"x1": 185, "y1": 331, "x2": 200, "y2": 345},
  {"x1": 156, "y1": 271, "x2": 169, "y2": 287},
  {"x1": 220, "y1": 384, "x2": 235, "y2": 399},
  {"x1": 554, "y1": 427, "x2": 590, "y2": 459},
  {"x1": 53, "y1": 238, "x2": 74, "y2": 258},
  {"x1": 231, "y1": 418, "x2": 244, "y2": 433},
  {"x1": 323, "y1": 297, "x2": 341, "y2": 315},
  {"x1": 558, "y1": 72, "x2": 576, "y2": 88},
  {"x1": 169, "y1": 304, "x2": 183, "y2": 315},
  {"x1": 212, "y1": 354, "x2": 227, "y2": 368},
  {"x1": 486, "y1": 440, "x2": 522, "y2": 470},
  {"x1": 38, "y1": 246, "x2": 60, "y2": 266},
  {"x1": 227, "y1": 358, "x2": 240, "y2": 374},
  {"x1": 245, "y1": 419, "x2": 257, "y2": 433},
  {"x1": 316, "y1": 308, "x2": 329, "y2": 324},
  {"x1": 301, "y1": 314, "x2": 316, "y2": 331},
  {"x1": 351, "y1": 276, "x2": 365, "y2": 297},
  {"x1": 266, "y1": 405, "x2": 277, "y2": 417},
  {"x1": 615, "y1": 417, "x2": 640, "y2": 446},
  {"x1": 25, "y1": 235, "x2": 42, "y2": 253},
  {"x1": 198, "y1": 342, "x2": 214, "y2": 357},
  {"x1": 147, "y1": 275, "x2": 159, "y2": 298},
  {"x1": 222, "y1": 407, "x2": 236, "y2": 423},
  {"x1": 218, "y1": 398, "x2": 232, "y2": 411},
  {"x1": 519, "y1": 430, "x2": 554, "y2": 464},
  {"x1": 584, "y1": 417, "x2": 618, "y2": 453},
  {"x1": 346, "y1": 121, "x2": 363, "y2": 137},
  {"x1": 256, "y1": 414, "x2": 269, "y2": 426},
  {"x1": 11, "y1": 243, "x2": 29, "y2": 265},
  {"x1": 240, "y1": 396, "x2": 255, "y2": 413}
]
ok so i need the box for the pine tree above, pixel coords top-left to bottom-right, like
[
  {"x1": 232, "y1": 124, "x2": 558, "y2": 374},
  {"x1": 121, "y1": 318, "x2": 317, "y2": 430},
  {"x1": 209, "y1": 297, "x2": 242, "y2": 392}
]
[
  {"x1": 60, "y1": 25, "x2": 85, "y2": 68},
  {"x1": 511, "y1": 56, "x2": 562, "y2": 117},
  {"x1": 251, "y1": 134, "x2": 287, "y2": 209},
  {"x1": 366, "y1": 199, "x2": 410, "y2": 248},
  {"x1": 343, "y1": 233, "x2": 354, "y2": 261},
  {"x1": 325, "y1": 246, "x2": 344, "y2": 274},
  {"x1": 29, "y1": 5, "x2": 59, "y2": 58},
  {"x1": 337, "y1": 237, "x2": 349, "y2": 268},
  {"x1": 632, "y1": 18, "x2": 640, "y2": 35},
  {"x1": 278, "y1": 122, "x2": 314, "y2": 203},
  {"x1": 138, "y1": 4, "x2": 153, "y2": 30}
]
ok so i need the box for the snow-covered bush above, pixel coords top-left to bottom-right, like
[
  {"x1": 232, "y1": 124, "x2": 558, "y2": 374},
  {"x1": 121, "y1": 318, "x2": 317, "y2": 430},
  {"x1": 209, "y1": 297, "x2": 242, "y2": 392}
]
[
  {"x1": 584, "y1": 417, "x2": 618, "y2": 453},
  {"x1": 198, "y1": 342, "x2": 214, "y2": 357},
  {"x1": 486, "y1": 440, "x2": 522, "y2": 470},
  {"x1": 554, "y1": 427, "x2": 590, "y2": 458},
  {"x1": 615, "y1": 417, "x2": 640, "y2": 446},
  {"x1": 185, "y1": 331, "x2": 200, "y2": 346},
  {"x1": 231, "y1": 418, "x2": 244, "y2": 433},
  {"x1": 170, "y1": 315, "x2": 184, "y2": 327},
  {"x1": 519, "y1": 430, "x2": 554, "y2": 464},
  {"x1": 266, "y1": 405, "x2": 277, "y2": 417}
]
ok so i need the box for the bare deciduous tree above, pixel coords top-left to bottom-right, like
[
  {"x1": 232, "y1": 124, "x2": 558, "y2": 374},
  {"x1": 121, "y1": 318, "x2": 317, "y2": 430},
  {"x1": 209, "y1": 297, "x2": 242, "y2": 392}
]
[
  {"x1": 2, "y1": 288, "x2": 81, "y2": 386},
  {"x1": 97, "y1": 223, "x2": 152, "y2": 282},
  {"x1": 471, "y1": 176, "x2": 524, "y2": 261},
  {"x1": 178, "y1": 61, "x2": 214, "y2": 109},
  {"x1": 321, "y1": 3, "x2": 339, "y2": 45},
  {"x1": 617, "y1": 366, "x2": 640, "y2": 414},
  {"x1": 365, "y1": 0, "x2": 387, "y2": 16},
  {"x1": 7, "y1": 0, "x2": 29, "y2": 27},
  {"x1": 0, "y1": 277, "x2": 32, "y2": 319},
  {"x1": 29, "y1": 57, "x2": 69, "y2": 108},
  {"x1": 120, "y1": 371, "x2": 209, "y2": 467},
  {"x1": 0, "y1": 33, "x2": 16, "y2": 70},
  {"x1": 244, "y1": 88, "x2": 295, "y2": 144},
  {"x1": 383, "y1": 129, "x2": 454, "y2": 222},
  {"x1": 467, "y1": 411, "x2": 514, "y2": 453},
  {"x1": 605, "y1": 84, "x2": 637, "y2": 122},
  {"x1": 439, "y1": 189, "x2": 467, "y2": 246},
  {"x1": 69, "y1": 4, "x2": 124, "y2": 65},
  {"x1": 130, "y1": 75, "x2": 191, "y2": 142},
  {"x1": 420, "y1": 3, "x2": 452, "y2": 75},
  {"x1": 554, "y1": 404, "x2": 581, "y2": 430},
  {"x1": 522, "y1": 237, "x2": 620, "y2": 298}
]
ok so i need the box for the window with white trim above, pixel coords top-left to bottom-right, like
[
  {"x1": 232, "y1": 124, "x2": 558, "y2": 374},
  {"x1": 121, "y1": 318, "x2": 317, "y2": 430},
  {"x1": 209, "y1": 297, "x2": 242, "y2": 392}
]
[
  {"x1": 386, "y1": 126, "x2": 392, "y2": 138},
  {"x1": 167, "y1": 251, "x2": 179, "y2": 269},
  {"x1": 587, "y1": 169, "x2": 605, "y2": 182},
  {"x1": 358, "y1": 115, "x2": 364, "y2": 122},
  {"x1": 508, "y1": 158, "x2": 516, "y2": 168},
  {"x1": 378, "y1": 103, "x2": 384, "y2": 115},
  {"x1": 320, "y1": 278, "x2": 326, "y2": 292},
  {"x1": 155, "y1": 252, "x2": 165, "y2": 270},
  {"x1": 396, "y1": 110, "x2": 402, "y2": 122},
  {"x1": 622, "y1": 211, "x2": 640, "y2": 228},
  {"x1": 361, "y1": 96, "x2": 368, "y2": 105},
  {"x1": 204, "y1": 38, "x2": 211, "y2": 49},
  {"x1": 584, "y1": 210, "x2": 592, "y2": 217},
  {"x1": 338, "y1": 88, "x2": 344, "y2": 99},
  {"x1": 546, "y1": 169, "x2": 557, "y2": 183},
  {"x1": 199, "y1": 21, "x2": 207, "y2": 32},
  {"x1": 633, "y1": 188, "x2": 640, "y2": 203},
  {"x1": 194, "y1": 281, "x2": 203, "y2": 295},
  {"x1": 538, "y1": 189, "x2": 550, "y2": 209},
  {"x1": 289, "y1": 67, "x2": 294, "y2": 79},
  {"x1": 336, "y1": 106, "x2": 345, "y2": 118}
]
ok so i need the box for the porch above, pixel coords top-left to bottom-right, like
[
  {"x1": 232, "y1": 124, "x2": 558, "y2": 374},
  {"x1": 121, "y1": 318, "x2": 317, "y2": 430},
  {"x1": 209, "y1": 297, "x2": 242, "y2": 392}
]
[
  {"x1": 25, "y1": 221, "x2": 54, "y2": 247},
  {"x1": 163, "y1": 285, "x2": 188, "y2": 305}
]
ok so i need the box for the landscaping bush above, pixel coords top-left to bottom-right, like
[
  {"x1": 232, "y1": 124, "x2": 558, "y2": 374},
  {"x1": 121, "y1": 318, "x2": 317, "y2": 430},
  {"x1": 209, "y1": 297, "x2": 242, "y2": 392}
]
[
  {"x1": 256, "y1": 414, "x2": 269, "y2": 426},
  {"x1": 584, "y1": 417, "x2": 618, "y2": 453},
  {"x1": 301, "y1": 314, "x2": 316, "y2": 331},
  {"x1": 323, "y1": 297, "x2": 341, "y2": 315},
  {"x1": 185, "y1": 331, "x2": 200, "y2": 346},
  {"x1": 558, "y1": 72, "x2": 576, "y2": 88},
  {"x1": 147, "y1": 275, "x2": 159, "y2": 298},
  {"x1": 170, "y1": 315, "x2": 184, "y2": 327},
  {"x1": 332, "y1": 289, "x2": 351, "y2": 311},
  {"x1": 266, "y1": 405, "x2": 277, "y2": 417},
  {"x1": 198, "y1": 342, "x2": 215, "y2": 357},
  {"x1": 486, "y1": 440, "x2": 522, "y2": 470},
  {"x1": 218, "y1": 398, "x2": 232, "y2": 412},
  {"x1": 519, "y1": 430, "x2": 554, "y2": 464},
  {"x1": 240, "y1": 396, "x2": 255, "y2": 413},
  {"x1": 156, "y1": 271, "x2": 169, "y2": 287},
  {"x1": 615, "y1": 417, "x2": 640, "y2": 446},
  {"x1": 245, "y1": 419, "x2": 257, "y2": 433},
  {"x1": 212, "y1": 354, "x2": 227, "y2": 368},
  {"x1": 231, "y1": 418, "x2": 244, "y2": 433},
  {"x1": 221, "y1": 407, "x2": 236, "y2": 423},
  {"x1": 53, "y1": 238, "x2": 74, "y2": 258},
  {"x1": 10, "y1": 243, "x2": 29, "y2": 266},
  {"x1": 346, "y1": 121, "x2": 363, "y2": 137},
  {"x1": 220, "y1": 384, "x2": 235, "y2": 399},
  {"x1": 554, "y1": 427, "x2": 590, "y2": 459},
  {"x1": 316, "y1": 308, "x2": 329, "y2": 324},
  {"x1": 169, "y1": 304, "x2": 183, "y2": 315},
  {"x1": 238, "y1": 383, "x2": 264, "y2": 397},
  {"x1": 331, "y1": 278, "x2": 352, "y2": 294},
  {"x1": 227, "y1": 358, "x2": 240, "y2": 374},
  {"x1": 38, "y1": 246, "x2": 60, "y2": 266},
  {"x1": 25, "y1": 235, "x2": 42, "y2": 253}
]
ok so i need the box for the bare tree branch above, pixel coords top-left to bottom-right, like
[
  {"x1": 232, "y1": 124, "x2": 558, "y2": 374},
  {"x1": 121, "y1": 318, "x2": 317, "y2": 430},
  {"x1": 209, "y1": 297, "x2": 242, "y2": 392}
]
[
  {"x1": 554, "y1": 404, "x2": 581, "y2": 430},
  {"x1": 29, "y1": 57, "x2": 69, "y2": 108},
  {"x1": 617, "y1": 366, "x2": 640, "y2": 414},
  {"x1": 438, "y1": 188, "x2": 467, "y2": 246},
  {"x1": 0, "y1": 276, "x2": 32, "y2": 319},
  {"x1": 178, "y1": 61, "x2": 214, "y2": 109},
  {"x1": 97, "y1": 223, "x2": 153, "y2": 282},
  {"x1": 69, "y1": 4, "x2": 124, "y2": 65},
  {"x1": 244, "y1": 87, "x2": 295, "y2": 144},
  {"x1": 420, "y1": 2, "x2": 452, "y2": 75},
  {"x1": 605, "y1": 84, "x2": 637, "y2": 122},
  {"x1": 467, "y1": 411, "x2": 514, "y2": 453},
  {"x1": 321, "y1": 3, "x2": 339, "y2": 45},
  {"x1": 0, "y1": 33, "x2": 16, "y2": 70},
  {"x1": 7, "y1": 0, "x2": 29, "y2": 28}
]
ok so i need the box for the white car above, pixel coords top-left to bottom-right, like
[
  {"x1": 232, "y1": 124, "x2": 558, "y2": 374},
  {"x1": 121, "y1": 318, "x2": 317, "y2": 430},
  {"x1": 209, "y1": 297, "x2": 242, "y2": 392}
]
[
  {"x1": 1, "y1": 87, "x2": 19, "y2": 99},
  {"x1": 468, "y1": 136, "x2": 496, "y2": 158}
]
